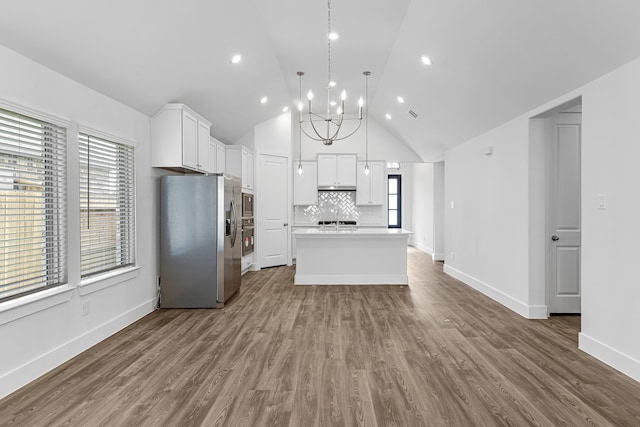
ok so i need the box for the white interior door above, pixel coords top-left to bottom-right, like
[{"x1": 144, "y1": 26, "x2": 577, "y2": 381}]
[
  {"x1": 258, "y1": 154, "x2": 288, "y2": 268},
  {"x1": 548, "y1": 112, "x2": 581, "y2": 313}
]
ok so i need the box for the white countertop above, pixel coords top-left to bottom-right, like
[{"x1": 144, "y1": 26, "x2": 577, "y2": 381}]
[
  {"x1": 291, "y1": 224, "x2": 389, "y2": 228},
  {"x1": 293, "y1": 227, "x2": 412, "y2": 236}
]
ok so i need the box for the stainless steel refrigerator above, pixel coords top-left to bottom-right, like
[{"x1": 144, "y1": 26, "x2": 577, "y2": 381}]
[{"x1": 160, "y1": 174, "x2": 242, "y2": 308}]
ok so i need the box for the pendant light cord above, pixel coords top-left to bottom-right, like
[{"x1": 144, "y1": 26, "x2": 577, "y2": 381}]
[
  {"x1": 365, "y1": 72, "x2": 370, "y2": 169},
  {"x1": 298, "y1": 72, "x2": 303, "y2": 171},
  {"x1": 327, "y1": 0, "x2": 332, "y2": 88}
]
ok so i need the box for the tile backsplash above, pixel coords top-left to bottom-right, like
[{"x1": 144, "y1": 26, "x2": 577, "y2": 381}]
[{"x1": 294, "y1": 191, "x2": 386, "y2": 225}]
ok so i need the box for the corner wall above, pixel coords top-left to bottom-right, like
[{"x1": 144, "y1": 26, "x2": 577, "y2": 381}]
[
  {"x1": 407, "y1": 163, "x2": 435, "y2": 254},
  {"x1": 578, "y1": 57, "x2": 640, "y2": 382},
  {"x1": 0, "y1": 45, "x2": 157, "y2": 399},
  {"x1": 443, "y1": 55, "x2": 640, "y2": 381}
]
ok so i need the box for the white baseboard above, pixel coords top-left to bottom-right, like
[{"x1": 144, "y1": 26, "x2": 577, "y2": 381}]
[
  {"x1": 432, "y1": 252, "x2": 445, "y2": 261},
  {"x1": 409, "y1": 243, "x2": 433, "y2": 256},
  {"x1": 579, "y1": 333, "x2": 640, "y2": 383},
  {"x1": 443, "y1": 265, "x2": 547, "y2": 319},
  {"x1": 0, "y1": 299, "x2": 155, "y2": 400}
]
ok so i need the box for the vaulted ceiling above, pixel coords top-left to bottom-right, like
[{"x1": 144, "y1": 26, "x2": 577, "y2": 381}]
[{"x1": 1, "y1": 0, "x2": 640, "y2": 161}]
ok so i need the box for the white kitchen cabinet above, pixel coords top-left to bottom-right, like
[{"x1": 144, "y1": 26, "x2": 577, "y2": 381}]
[
  {"x1": 245, "y1": 151, "x2": 254, "y2": 192},
  {"x1": 208, "y1": 138, "x2": 217, "y2": 174},
  {"x1": 293, "y1": 161, "x2": 318, "y2": 205},
  {"x1": 317, "y1": 154, "x2": 356, "y2": 189},
  {"x1": 209, "y1": 136, "x2": 227, "y2": 174},
  {"x1": 215, "y1": 139, "x2": 226, "y2": 174},
  {"x1": 151, "y1": 103, "x2": 213, "y2": 173},
  {"x1": 356, "y1": 161, "x2": 385, "y2": 205},
  {"x1": 197, "y1": 120, "x2": 213, "y2": 172},
  {"x1": 226, "y1": 145, "x2": 254, "y2": 192}
]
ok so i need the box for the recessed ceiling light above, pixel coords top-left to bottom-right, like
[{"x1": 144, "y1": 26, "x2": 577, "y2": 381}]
[
  {"x1": 329, "y1": 101, "x2": 337, "y2": 106},
  {"x1": 260, "y1": 96, "x2": 268, "y2": 104},
  {"x1": 328, "y1": 32, "x2": 339, "y2": 41},
  {"x1": 231, "y1": 54, "x2": 242, "y2": 64},
  {"x1": 329, "y1": 81, "x2": 336, "y2": 87},
  {"x1": 421, "y1": 55, "x2": 432, "y2": 66},
  {"x1": 282, "y1": 106, "x2": 289, "y2": 113},
  {"x1": 397, "y1": 96, "x2": 405, "y2": 104},
  {"x1": 386, "y1": 114, "x2": 392, "y2": 120}
]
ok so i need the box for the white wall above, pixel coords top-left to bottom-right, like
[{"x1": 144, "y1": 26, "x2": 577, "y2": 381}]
[
  {"x1": 444, "y1": 117, "x2": 531, "y2": 315},
  {"x1": 255, "y1": 112, "x2": 291, "y2": 155},
  {"x1": 233, "y1": 128, "x2": 255, "y2": 150},
  {"x1": 0, "y1": 45, "x2": 157, "y2": 398},
  {"x1": 432, "y1": 162, "x2": 445, "y2": 261},
  {"x1": 407, "y1": 163, "x2": 435, "y2": 254},
  {"x1": 578, "y1": 57, "x2": 640, "y2": 382},
  {"x1": 444, "y1": 55, "x2": 640, "y2": 382},
  {"x1": 296, "y1": 116, "x2": 422, "y2": 163}
]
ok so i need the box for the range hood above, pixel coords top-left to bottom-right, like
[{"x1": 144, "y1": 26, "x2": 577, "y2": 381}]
[{"x1": 318, "y1": 186, "x2": 356, "y2": 191}]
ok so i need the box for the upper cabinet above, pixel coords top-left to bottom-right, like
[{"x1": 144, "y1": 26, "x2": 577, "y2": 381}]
[
  {"x1": 317, "y1": 154, "x2": 356, "y2": 189},
  {"x1": 209, "y1": 136, "x2": 227, "y2": 174},
  {"x1": 293, "y1": 161, "x2": 318, "y2": 205},
  {"x1": 215, "y1": 139, "x2": 226, "y2": 174},
  {"x1": 356, "y1": 161, "x2": 385, "y2": 205},
  {"x1": 226, "y1": 145, "x2": 254, "y2": 193},
  {"x1": 151, "y1": 103, "x2": 214, "y2": 173}
]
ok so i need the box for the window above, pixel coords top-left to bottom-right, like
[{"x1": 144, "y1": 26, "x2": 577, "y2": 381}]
[
  {"x1": 0, "y1": 107, "x2": 67, "y2": 301},
  {"x1": 79, "y1": 132, "x2": 135, "y2": 277},
  {"x1": 388, "y1": 174, "x2": 401, "y2": 228}
]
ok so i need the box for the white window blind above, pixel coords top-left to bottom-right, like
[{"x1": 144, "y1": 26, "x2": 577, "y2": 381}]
[
  {"x1": 79, "y1": 133, "x2": 135, "y2": 277},
  {"x1": 0, "y1": 107, "x2": 67, "y2": 301}
]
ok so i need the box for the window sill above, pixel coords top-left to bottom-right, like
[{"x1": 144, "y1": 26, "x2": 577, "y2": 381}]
[
  {"x1": 0, "y1": 284, "x2": 74, "y2": 326},
  {"x1": 79, "y1": 266, "x2": 141, "y2": 296}
]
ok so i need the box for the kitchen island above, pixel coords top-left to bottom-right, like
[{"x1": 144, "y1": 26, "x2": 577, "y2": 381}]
[{"x1": 293, "y1": 228, "x2": 412, "y2": 285}]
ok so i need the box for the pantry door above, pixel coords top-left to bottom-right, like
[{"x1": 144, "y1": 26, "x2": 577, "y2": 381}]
[{"x1": 258, "y1": 154, "x2": 288, "y2": 268}]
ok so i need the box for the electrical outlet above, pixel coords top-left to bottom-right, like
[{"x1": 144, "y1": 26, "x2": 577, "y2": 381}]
[
  {"x1": 82, "y1": 300, "x2": 89, "y2": 317},
  {"x1": 450, "y1": 252, "x2": 455, "y2": 261}
]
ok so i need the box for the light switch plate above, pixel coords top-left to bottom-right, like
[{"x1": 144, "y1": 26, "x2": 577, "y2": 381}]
[{"x1": 597, "y1": 194, "x2": 607, "y2": 210}]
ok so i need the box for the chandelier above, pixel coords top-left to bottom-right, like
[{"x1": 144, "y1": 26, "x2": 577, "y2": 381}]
[{"x1": 296, "y1": 0, "x2": 370, "y2": 146}]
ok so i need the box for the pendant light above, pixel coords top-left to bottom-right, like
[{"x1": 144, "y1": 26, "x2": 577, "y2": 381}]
[{"x1": 364, "y1": 71, "x2": 370, "y2": 175}]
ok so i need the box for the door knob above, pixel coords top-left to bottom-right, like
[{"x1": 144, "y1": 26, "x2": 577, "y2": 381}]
[{"x1": 551, "y1": 235, "x2": 559, "y2": 241}]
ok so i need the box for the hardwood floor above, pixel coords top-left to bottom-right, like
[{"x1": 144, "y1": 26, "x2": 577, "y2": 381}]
[{"x1": 2, "y1": 247, "x2": 640, "y2": 426}]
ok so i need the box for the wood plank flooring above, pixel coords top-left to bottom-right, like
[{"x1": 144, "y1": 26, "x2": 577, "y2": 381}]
[{"x1": 2, "y1": 247, "x2": 640, "y2": 426}]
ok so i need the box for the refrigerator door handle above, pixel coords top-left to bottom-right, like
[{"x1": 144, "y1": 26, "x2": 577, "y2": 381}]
[{"x1": 230, "y1": 199, "x2": 238, "y2": 247}]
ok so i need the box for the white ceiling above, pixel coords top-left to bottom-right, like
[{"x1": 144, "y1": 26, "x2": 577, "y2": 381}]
[{"x1": 1, "y1": 0, "x2": 640, "y2": 161}]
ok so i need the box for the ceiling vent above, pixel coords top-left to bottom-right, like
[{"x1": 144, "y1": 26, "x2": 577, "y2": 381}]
[{"x1": 408, "y1": 109, "x2": 418, "y2": 119}]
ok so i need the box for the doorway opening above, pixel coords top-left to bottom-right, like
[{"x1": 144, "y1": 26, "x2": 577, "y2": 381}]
[{"x1": 530, "y1": 97, "x2": 582, "y2": 318}]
